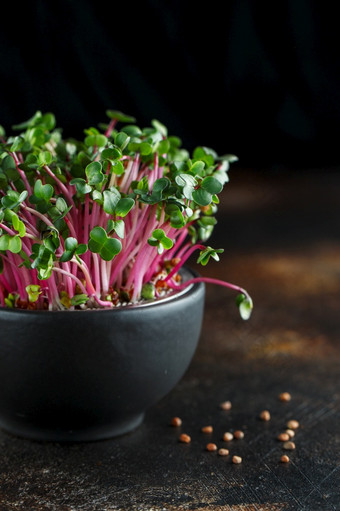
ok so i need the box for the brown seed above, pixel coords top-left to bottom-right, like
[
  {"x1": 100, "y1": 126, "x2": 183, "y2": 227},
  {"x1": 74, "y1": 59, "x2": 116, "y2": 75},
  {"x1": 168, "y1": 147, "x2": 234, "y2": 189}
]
[
  {"x1": 171, "y1": 416, "x2": 182, "y2": 427},
  {"x1": 220, "y1": 400, "x2": 232, "y2": 411},
  {"x1": 279, "y1": 392, "x2": 291, "y2": 402},
  {"x1": 280, "y1": 455, "x2": 290, "y2": 463},
  {"x1": 283, "y1": 441, "x2": 296, "y2": 450},
  {"x1": 259, "y1": 410, "x2": 271, "y2": 421},
  {"x1": 285, "y1": 429, "x2": 295, "y2": 438},
  {"x1": 179, "y1": 433, "x2": 191, "y2": 444},
  {"x1": 287, "y1": 419, "x2": 299, "y2": 430},
  {"x1": 277, "y1": 432, "x2": 290, "y2": 442},
  {"x1": 201, "y1": 425, "x2": 213, "y2": 434},
  {"x1": 206, "y1": 442, "x2": 218, "y2": 452},
  {"x1": 218, "y1": 448, "x2": 229, "y2": 456},
  {"x1": 234, "y1": 430, "x2": 245, "y2": 439},
  {"x1": 232, "y1": 455, "x2": 242, "y2": 464},
  {"x1": 223, "y1": 431, "x2": 234, "y2": 442}
]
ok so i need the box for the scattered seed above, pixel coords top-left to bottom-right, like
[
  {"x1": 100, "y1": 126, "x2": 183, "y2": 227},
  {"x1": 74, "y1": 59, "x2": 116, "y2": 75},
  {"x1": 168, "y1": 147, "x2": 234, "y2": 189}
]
[
  {"x1": 280, "y1": 455, "x2": 290, "y2": 463},
  {"x1": 277, "y1": 432, "x2": 290, "y2": 442},
  {"x1": 283, "y1": 441, "x2": 296, "y2": 450},
  {"x1": 259, "y1": 410, "x2": 271, "y2": 421},
  {"x1": 287, "y1": 419, "x2": 299, "y2": 430},
  {"x1": 201, "y1": 425, "x2": 213, "y2": 434},
  {"x1": 179, "y1": 433, "x2": 191, "y2": 444},
  {"x1": 206, "y1": 443, "x2": 218, "y2": 452},
  {"x1": 218, "y1": 448, "x2": 229, "y2": 456},
  {"x1": 223, "y1": 432, "x2": 234, "y2": 442},
  {"x1": 171, "y1": 417, "x2": 182, "y2": 427},
  {"x1": 220, "y1": 400, "x2": 232, "y2": 411},
  {"x1": 232, "y1": 455, "x2": 242, "y2": 464},
  {"x1": 279, "y1": 392, "x2": 291, "y2": 402},
  {"x1": 285, "y1": 429, "x2": 295, "y2": 438},
  {"x1": 234, "y1": 430, "x2": 245, "y2": 439}
]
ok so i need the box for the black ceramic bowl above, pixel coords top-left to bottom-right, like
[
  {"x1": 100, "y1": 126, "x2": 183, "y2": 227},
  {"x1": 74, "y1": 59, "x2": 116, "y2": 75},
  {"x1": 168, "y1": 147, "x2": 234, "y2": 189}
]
[{"x1": 0, "y1": 268, "x2": 205, "y2": 442}]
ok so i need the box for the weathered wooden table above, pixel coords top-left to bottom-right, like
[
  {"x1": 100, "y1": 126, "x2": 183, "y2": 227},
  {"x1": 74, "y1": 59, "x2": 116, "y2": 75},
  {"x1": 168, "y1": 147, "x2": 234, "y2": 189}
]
[{"x1": 0, "y1": 168, "x2": 339, "y2": 510}]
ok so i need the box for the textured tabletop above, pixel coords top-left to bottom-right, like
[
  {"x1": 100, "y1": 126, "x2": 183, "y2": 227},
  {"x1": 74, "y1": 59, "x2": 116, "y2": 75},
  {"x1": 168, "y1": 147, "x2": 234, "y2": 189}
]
[{"x1": 0, "y1": 168, "x2": 339, "y2": 511}]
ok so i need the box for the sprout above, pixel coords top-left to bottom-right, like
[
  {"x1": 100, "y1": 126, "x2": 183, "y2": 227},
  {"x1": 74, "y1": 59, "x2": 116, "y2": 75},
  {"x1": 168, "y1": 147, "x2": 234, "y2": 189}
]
[{"x1": 0, "y1": 110, "x2": 252, "y2": 318}]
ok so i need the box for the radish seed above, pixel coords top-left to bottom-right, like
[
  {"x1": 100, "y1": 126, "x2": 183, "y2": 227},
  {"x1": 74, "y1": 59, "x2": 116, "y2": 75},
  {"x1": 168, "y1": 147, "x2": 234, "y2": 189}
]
[
  {"x1": 179, "y1": 433, "x2": 191, "y2": 444},
  {"x1": 171, "y1": 417, "x2": 182, "y2": 427},
  {"x1": 259, "y1": 410, "x2": 271, "y2": 421},
  {"x1": 201, "y1": 425, "x2": 213, "y2": 434},
  {"x1": 232, "y1": 455, "x2": 242, "y2": 464}
]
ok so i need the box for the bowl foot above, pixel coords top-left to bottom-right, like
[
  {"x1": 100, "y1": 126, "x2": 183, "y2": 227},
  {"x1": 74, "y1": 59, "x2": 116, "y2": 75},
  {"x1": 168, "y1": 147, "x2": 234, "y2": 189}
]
[{"x1": 0, "y1": 412, "x2": 145, "y2": 442}]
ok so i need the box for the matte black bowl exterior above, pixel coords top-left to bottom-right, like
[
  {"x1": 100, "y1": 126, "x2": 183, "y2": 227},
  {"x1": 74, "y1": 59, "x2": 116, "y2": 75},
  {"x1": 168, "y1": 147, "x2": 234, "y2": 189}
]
[{"x1": 0, "y1": 269, "x2": 205, "y2": 442}]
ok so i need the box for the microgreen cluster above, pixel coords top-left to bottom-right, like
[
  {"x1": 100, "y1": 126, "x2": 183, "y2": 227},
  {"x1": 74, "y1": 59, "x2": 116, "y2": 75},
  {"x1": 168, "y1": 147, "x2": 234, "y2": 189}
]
[{"x1": 0, "y1": 110, "x2": 252, "y2": 318}]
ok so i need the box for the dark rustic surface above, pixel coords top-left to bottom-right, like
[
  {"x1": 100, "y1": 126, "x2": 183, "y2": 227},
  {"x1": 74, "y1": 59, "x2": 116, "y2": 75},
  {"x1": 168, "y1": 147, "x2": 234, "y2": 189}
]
[{"x1": 0, "y1": 168, "x2": 340, "y2": 511}]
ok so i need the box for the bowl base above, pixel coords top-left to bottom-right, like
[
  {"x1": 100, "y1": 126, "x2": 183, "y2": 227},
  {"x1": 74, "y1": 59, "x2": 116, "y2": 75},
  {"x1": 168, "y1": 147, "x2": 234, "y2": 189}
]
[{"x1": 0, "y1": 412, "x2": 145, "y2": 443}]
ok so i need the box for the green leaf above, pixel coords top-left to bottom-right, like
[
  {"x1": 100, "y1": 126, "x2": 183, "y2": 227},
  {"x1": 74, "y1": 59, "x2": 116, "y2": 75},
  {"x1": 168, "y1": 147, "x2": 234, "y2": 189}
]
[
  {"x1": 8, "y1": 235, "x2": 22, "y2": 253},
  {"x1": 115, "y1": 132, "x2": 130, "y2": 150},
  {"x1": 175, "y1": 173, "x2": 197, "y2": 200},
  {"x1": 197, "y1": 246, "x2": 224, "y2": 266},
  {"x1": 34, "y1": 179, "x2": 54, "y2": 201},
  {"x1": 92, "y1": 190, "x2": 103, "y2": 203},
  {"x1": 85, "y1": 133, "x2": 108, "y2": 148},
  {"x1": 11, "y1": 213, "x2": 26, "y2": 237},
  {"x1": 165, "y1": 203, "x2": 185, "y2": 228},
  {"x1": 151, "y1": 119, "x2": 168, "y2": 137},
  {"x1": 0, "y1": 172, "x2": 8, "y2": 189},
  {"x1": 192, "y1": 188, "x2": 212, "y2": 207},
  {"x1": 153, "y1": 177, "x2": 170, "y2": 193},
  {"x1": 201, "y1": 176, "x2": 223, "y2": 194},
  {"x1": 70, "y1": 178, "x2": 92, "y2": 195},
  {"x1": 88, "y1": 226, "x2": 122, "y2": 261},
  {"x1": 193, "y1": 146, "x2": 216, "y2": 167},
  {"x1": 111, "y1": 160, "x2": 124, "y2": 175},
  {"x1": 59, "y1": 250, "x2": 73, "y2": 263},
  {"x1": 151, "y1": 228, "x2": 165, "y2": 241},
  {"x1": 85, "y1": 161, "x2": 105, "y2": 186},
  {"x1": 140, "y1": 141, "x2": 153, "y2": 155},
  {"x1": 147, "y1": 229, "x2": 173, "y2": 254},
  {"x1": 121, "y1": 125, "x2": 142, "y2": 136},
  {"x1": 161, "y1": 236, "x2": 173, "y2": 250},
  {"x1": 64, "y1": 237, "x2": 78, "y2": 252},
  {"x1": 236, "y1": 293, "x2": 253, "y2": 320},
  {"x1": 101, "y1": 146, "x2": 123, "y2": 160},
  {"x1": 0, "y1": 233, "x2": 22, "y2": 253},
  {"x1": 100, "y1": 237, "x2": 122, "y2": 261},
  {"x1": 1, "y1": 154, "x2": 16, "y2": 171},
  {"x1": 115, "y1": 197, "x2": 135, "y2": 217},
  {"x1": 26, "y1": 284, "x2": 41, "y2": 303},
  {"x1": 112, "y1": 219, "x2": 125, "y2": 239},
  {"x1": 103, "y1": 188, "x2": 121, "y2": 215},
  {"x1": 1, "y1": 190, "x2": 28, "y2": 210},
  {"x1": 0, "y1": 234, "x2": 9, "y2": 251},
  {"x1": 157, "y1": 138, "x2": 170, "y2": 154},
  {"x1": 71, "y1": 294, "x2": 89, "y2": 306},
  {"x1": 191, "y1": 160, "x2": 205, "y2": 176},
  {"x1": 75, "y1": 244, "x2": 87, "y2": 255},
  {"x1": 37, "y1": 151, "x2": 53, "y2": 167},
  {"x1": 55, "y1": 197, "x2": 68, "y2": 213},
  {"x1": 141, "y1": 282, "x2": 156, "y2": 300},
  {"x1": 31, "y1": 244, "x2": 55, "y2": 278},
  {"x1": 88, "y1": 226, "x2": 107, "y2": 252},
  {"x1": 106, "y1": 110, "x2": 136, "y2": 123}
]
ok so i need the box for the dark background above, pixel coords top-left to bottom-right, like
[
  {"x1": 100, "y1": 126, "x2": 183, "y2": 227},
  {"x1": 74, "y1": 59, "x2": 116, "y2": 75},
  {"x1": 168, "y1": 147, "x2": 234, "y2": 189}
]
[{"x1": 1, "y1": 0, "x2": 340, "y2": 170}]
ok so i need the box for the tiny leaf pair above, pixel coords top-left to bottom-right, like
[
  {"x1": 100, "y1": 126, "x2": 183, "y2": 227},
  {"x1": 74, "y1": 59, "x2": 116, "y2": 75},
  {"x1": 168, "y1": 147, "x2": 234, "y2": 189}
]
[
  {"x1": 148, "y1": 229, "x2": 173, "y2": 254},
  {"x1": 88, "y1": 226, "x2": 122, "y2": 261}
]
